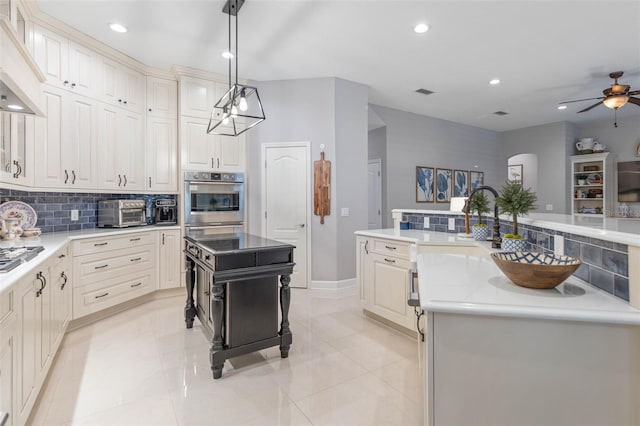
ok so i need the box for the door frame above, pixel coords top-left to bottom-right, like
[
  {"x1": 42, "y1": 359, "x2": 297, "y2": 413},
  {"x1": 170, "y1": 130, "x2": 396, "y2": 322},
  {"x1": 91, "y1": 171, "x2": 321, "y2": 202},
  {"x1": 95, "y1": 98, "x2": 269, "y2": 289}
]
[
  {"x1": 368, "y1": 158, "x2": 382, "y2": 229},
  {"x1": 261, "y1": 142, "x2": 312, "y2": 288}
]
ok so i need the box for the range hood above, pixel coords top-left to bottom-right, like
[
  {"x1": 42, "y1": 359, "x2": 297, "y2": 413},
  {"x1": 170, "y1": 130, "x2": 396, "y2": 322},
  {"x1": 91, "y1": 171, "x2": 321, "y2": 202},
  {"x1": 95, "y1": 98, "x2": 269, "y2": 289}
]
[{"x1": 0, "y1": 19, "x2": 45, "y2": 116}]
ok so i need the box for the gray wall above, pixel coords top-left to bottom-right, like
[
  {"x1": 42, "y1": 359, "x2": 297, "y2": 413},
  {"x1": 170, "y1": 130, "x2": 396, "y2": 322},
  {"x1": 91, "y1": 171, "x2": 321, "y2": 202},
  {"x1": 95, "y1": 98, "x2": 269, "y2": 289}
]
[
  {"x1": 246, "y1": 77, "x2": 368, "y2": 283},
  {"x1": 370, "y1": 105, "x2": 503, "y2": 226},
  {"x1": 502, "y1": 121, "x2": 571, "y2": 213},
  {"x1": 335, "y1": 78, "x2": 368, "y2": 280},
  {"x1": 368, "y1": 126, "x2": 388, "y2": 228}
]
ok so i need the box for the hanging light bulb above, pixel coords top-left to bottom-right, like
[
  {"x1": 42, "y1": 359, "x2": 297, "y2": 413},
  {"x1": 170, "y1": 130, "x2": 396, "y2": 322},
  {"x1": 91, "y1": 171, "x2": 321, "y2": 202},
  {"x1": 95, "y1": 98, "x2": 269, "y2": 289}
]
[
  {"x1": 239, "y1": 89, "x2": 248, "y2": 111},
  {"x1": 222, "y1": 107, "x2": 230, "y2": 125},
  {"x1": 231, "y1": 104, "x2": 238, "y2": 117}
]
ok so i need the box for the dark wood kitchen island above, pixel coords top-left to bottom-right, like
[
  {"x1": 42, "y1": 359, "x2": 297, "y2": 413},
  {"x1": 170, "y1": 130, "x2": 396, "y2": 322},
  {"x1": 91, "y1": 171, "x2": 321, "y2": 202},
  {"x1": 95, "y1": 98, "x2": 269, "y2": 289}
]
[{"x1": 183, "y1": 232, "x2": 295, "y2": 379}]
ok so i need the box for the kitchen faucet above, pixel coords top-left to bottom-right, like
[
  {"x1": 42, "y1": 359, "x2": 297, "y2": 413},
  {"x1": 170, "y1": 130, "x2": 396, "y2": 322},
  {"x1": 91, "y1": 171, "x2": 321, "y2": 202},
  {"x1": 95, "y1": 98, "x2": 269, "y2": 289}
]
[{"x1": 462, "y1": 185, "x2": 501, "y2": 249}]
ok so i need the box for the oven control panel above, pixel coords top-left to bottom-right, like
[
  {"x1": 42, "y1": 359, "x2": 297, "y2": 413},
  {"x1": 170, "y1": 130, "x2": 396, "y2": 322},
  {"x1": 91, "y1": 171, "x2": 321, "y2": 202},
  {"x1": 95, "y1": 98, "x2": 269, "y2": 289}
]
[{"x1": 184, "y1": 171, "x2": 244, "y2": 183}]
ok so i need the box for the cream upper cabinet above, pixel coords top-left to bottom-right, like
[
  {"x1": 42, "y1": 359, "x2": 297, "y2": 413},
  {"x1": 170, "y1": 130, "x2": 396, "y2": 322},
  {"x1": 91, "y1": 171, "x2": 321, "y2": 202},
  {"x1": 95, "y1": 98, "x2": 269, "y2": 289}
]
[
  {"x1": 0, "y1": 112, "x2": 34, "y2": 187},
  {"x1": 180, "y1": 116, "x2": 245, "y2": 172},
  {"x1": 146, "y1": 116, "x2": 177, "y2": 192},
  {"x1": 97, "y1": 103, "x2": 145, "y2": 191},
  {"x1": 147, "y1": 77, "x2": 177, "y2": 118},
  {"x1": 98, "y1": 57, "x2": 145, "y2": 113},
  {"x1": 34, "y1": 85, "x2": 99, "y2": 189},
  {"x1": 33, "y1": 24, "x2": 97, "y2": 97},
  {"x1": 158, "y1": 229, "x2": 181, "y2": 289},
  {"x1": 179, "y1": 76, "x2": 217, "y2": 118}
]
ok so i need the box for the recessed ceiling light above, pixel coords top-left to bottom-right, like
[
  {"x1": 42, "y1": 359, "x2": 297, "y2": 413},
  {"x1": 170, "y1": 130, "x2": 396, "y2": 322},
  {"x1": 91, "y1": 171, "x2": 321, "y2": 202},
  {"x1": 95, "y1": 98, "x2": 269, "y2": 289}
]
[
  {"x1": 414, "y1": 23, "x2": 429, "y2": 34},
  {"x1": 489, "y1": 79, "x2": 500, "y2": 85},
  {"x1": 221, "y1": 51, "x2": 234, "y2": 59},
  {"x1": 7, "y1": 104, "x2": 23, "y2": 110},
  {"x1": 557, "y1": 105, "x2": 567, "y2": 110},
  {"x1": 109, "y1": 23, "x2": 127, "y2": 33}
]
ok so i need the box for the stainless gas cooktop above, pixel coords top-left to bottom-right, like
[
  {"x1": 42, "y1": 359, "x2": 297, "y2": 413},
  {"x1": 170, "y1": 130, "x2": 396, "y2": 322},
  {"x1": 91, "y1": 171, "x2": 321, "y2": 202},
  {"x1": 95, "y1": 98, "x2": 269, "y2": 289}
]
[{"x1": 0, "y1": 246, "x2": 45, "y2": 273}]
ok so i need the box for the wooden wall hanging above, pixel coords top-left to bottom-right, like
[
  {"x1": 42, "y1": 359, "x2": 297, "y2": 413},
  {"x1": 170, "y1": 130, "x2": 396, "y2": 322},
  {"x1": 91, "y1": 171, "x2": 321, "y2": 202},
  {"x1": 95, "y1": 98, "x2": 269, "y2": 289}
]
[{"x1": 314, "y1": 149, "x2": 331, "y2": 224}]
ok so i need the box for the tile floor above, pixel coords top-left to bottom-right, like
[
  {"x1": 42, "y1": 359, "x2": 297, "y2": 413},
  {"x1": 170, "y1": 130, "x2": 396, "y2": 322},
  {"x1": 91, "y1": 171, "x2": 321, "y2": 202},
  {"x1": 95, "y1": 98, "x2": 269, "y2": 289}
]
[{"x1": 29, "y1": 288, "x2": 424, "y2": 426}]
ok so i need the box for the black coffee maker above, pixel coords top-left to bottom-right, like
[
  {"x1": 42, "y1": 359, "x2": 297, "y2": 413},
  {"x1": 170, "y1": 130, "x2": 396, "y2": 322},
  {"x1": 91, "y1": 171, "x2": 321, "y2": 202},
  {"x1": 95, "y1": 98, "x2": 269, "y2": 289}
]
[{"x1": 154, "y1": 199, "x2": 177, "y2": 225}]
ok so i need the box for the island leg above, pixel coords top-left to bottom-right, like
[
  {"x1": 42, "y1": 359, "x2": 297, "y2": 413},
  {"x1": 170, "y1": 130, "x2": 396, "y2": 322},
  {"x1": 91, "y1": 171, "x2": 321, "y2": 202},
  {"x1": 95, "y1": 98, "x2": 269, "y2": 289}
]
[
  {"x1": 279, "y1": 274, "x2": 292, "y2": 358},
  {"x1": 210, "y1": 281, "x2": 226, "y2": 379},
  {"x1": 184, "y1": 258, "x2": 197, "y2": 329}
]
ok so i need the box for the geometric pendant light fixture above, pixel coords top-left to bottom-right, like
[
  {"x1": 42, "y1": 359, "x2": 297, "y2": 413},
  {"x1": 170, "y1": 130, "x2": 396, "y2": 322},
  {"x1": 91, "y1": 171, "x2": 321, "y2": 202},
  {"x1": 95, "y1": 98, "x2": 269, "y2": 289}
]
[{"x1": 207, "y1": 0, "x2": 265, "y2": 136}]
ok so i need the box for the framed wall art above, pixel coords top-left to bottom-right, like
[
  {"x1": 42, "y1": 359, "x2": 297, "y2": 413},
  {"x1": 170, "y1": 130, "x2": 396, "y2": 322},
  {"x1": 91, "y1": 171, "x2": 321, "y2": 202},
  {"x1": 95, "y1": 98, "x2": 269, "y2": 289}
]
[
  {"x1": 508, "y1": 164, "x2": 523, "y2": 186},
  {"x1": 470, "y1": 171, "x2": 484, "y2": 191},
  {"x1": 436, "y1": 168, "x2": 452, "y2": 203},
  {"x1": 453, "y1": 170, "x2": 469, "y2": 197},
  {"x1": 416, "y1": 166, "x2": 434, "y2": 202}
]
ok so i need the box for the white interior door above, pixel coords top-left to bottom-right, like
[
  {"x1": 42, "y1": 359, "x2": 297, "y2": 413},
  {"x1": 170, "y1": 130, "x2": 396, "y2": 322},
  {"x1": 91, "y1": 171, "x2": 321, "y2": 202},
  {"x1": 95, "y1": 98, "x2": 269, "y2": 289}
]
[
  {"x1": 262, "y1": 143, "x2": 310, "y2": 288},
  {"x1": 368, "y1": 159, "x2": 382, "y2": 229}
]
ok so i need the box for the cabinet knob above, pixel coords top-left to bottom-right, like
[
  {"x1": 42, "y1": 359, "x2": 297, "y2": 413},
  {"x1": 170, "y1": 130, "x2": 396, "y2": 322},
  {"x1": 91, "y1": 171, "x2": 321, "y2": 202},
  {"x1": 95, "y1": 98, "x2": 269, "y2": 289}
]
[
  {"x1": 63, "y1": 80, "x2": 69, "y2": 85},
  {"x1": 148, "y1": 108, "x2": 152, "y2": 112},
  {"x1": 118, "y1": 99, "x2": 122, "y2": 103},
  {"x1": 71, "y1": 83, "x2": 76, "y2": 88}
]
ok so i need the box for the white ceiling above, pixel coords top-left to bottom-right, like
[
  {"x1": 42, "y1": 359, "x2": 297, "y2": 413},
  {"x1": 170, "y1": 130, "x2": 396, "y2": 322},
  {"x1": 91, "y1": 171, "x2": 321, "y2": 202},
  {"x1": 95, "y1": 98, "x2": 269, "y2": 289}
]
[{"x1": 35, "y1": 0, "x2": 640, "y2": 132}]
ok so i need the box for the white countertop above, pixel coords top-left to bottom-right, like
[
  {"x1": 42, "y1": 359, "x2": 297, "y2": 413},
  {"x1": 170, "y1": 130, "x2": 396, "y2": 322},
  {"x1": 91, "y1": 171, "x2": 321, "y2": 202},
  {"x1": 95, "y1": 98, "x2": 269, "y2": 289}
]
[
  {"x1": 393, "y1": 209, "x2": 640, "y2": 246},
  {"x1": 417, "y1": 252, "x2": 640, "y2": 325},
  {"x1": 0, "y1": 226, "x2": 180, "y2": 291},
  {"x1": 354, "y1": 228, "x2": 493, "y2": 250}
]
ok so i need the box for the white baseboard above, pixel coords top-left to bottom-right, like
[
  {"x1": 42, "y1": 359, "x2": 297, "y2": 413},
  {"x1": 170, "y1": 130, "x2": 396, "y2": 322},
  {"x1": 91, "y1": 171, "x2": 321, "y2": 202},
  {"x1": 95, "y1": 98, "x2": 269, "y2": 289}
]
[{"x1": 310, "y1": 278, "x2": 356, "y2": 291}]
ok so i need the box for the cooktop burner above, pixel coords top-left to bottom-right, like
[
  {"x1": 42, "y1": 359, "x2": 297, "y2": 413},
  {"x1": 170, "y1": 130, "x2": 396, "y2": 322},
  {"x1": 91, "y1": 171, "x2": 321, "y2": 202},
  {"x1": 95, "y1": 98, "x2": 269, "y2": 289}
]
[{"x1": 0, "y1": 246, "x2": 45, "y2": 273}]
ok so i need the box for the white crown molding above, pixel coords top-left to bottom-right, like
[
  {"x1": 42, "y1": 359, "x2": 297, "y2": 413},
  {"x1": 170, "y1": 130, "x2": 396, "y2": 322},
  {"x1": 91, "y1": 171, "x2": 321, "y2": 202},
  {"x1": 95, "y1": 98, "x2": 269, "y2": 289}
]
[
  {"x1": 170, "y1": 64, "x2": 247, "y2": 85},
  {"x1": 22, "y1": 0, "x2": 174, "y2": 80}
]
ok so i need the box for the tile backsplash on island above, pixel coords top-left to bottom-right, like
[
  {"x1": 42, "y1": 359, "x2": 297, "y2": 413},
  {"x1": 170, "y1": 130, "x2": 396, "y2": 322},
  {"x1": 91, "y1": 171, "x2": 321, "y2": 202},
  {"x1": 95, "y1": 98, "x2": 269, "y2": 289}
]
[
  {"x1": 402, "y1": 212, "x2": 630, "y2": 302},
  {"x1": 1, "y1": 188, "x2": 176, "y2": 233}
]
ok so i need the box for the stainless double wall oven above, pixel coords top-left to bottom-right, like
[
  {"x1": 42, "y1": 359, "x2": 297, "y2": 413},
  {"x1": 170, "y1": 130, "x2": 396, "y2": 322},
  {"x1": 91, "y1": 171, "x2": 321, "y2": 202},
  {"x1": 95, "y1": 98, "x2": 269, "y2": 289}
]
[{"x1": 184, "y1": 171, "x2": 245, "y2": 235}]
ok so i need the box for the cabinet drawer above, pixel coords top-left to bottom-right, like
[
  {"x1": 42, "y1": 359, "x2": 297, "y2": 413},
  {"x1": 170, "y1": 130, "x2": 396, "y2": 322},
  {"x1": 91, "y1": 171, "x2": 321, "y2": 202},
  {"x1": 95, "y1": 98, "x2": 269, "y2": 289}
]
[
  {"x1": 73, "y1": 271, "x2": 155, "y2": 319},
  {"x1": 50, "y1": 244, "x2": 70, "y2": 268},
  {"x1": 371, "y1": 238, "x2": 411, "y2": 258},
  {"x1": 72, "y1": 232, "x2": 154, "y2": 256},
  {"x1": 0, "y1": 290, "x2": 13, "y2": 325},
  {"x1": 73, "y1": 244, "x2": 155, "y2": 285}
]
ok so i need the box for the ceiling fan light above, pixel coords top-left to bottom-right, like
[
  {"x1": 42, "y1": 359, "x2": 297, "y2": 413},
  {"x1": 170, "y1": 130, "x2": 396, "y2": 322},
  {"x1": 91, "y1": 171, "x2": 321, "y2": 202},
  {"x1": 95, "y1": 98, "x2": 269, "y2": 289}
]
[{"x1": 603, "y1": 95, "x2": 629, "y2": 110}]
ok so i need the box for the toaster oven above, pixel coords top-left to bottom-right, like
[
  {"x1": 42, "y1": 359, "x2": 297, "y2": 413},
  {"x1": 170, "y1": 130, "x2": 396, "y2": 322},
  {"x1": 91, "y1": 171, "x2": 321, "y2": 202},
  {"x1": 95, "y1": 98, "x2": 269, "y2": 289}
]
[{"x1": 98, "y1": 200, "x2": 147, "y2": 228}]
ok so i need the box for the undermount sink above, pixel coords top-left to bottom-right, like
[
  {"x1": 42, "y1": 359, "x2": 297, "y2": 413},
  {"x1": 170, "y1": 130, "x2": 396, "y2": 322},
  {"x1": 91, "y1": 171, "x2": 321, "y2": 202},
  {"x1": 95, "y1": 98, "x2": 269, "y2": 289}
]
[{"x1": 491, "y1": 251, "x2": 581, "y2": 289}]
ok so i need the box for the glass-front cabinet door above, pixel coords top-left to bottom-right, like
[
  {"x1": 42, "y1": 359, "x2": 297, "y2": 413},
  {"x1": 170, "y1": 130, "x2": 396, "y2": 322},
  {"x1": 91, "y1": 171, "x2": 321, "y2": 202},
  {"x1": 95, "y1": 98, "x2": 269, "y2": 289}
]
[{"x1": 0, "y1": 112, "x2": 33, "y2": 186}]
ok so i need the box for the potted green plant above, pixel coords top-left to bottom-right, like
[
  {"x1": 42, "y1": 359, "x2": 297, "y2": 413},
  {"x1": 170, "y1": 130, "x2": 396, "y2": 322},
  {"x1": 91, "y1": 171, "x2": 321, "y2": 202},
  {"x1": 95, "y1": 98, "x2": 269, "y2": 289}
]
[
  {"x1": 577, "y1": 174, "x2": 588, "y2": 185},
  {"x1": 470, "y1": 191, "x2": 491, "y2": 241},
  {"x1": 496, "y1": 181, "x2": 538, "y2": 251}
]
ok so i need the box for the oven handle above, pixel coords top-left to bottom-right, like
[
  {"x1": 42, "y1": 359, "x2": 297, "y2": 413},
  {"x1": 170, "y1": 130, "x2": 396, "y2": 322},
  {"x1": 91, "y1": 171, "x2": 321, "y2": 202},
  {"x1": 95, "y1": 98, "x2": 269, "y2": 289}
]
[
  {"x1": 186, "y1": 224, "x2": 243, "y2": 229},
  {"x1": 186, "y1": 181, "x2": 242, "y2": 186}
]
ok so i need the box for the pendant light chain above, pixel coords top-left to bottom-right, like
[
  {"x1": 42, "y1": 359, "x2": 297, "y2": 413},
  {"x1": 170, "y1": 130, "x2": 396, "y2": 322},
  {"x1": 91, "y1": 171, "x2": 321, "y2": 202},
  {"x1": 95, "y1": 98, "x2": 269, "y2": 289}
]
[
  {"x1": 235, "y1": 0, "x2": 239, "y2": 88},
  {"x1": 227, "y1": 2, "x2": 232, "y2": 90}
]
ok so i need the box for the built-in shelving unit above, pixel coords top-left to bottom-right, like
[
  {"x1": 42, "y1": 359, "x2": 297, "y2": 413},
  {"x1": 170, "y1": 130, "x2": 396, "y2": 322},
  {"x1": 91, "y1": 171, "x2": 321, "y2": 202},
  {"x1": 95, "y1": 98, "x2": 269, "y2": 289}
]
[{"x1": 570, "y1": 152, "x2": 611, "y2": 217}]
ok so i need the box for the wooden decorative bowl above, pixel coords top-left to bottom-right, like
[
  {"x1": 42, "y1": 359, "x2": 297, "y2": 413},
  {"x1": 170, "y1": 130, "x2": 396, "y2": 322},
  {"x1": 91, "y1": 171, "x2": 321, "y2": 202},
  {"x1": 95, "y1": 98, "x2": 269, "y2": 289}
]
[{"x1": 491, "y1": 252, "x2": 581, "y2": 289}]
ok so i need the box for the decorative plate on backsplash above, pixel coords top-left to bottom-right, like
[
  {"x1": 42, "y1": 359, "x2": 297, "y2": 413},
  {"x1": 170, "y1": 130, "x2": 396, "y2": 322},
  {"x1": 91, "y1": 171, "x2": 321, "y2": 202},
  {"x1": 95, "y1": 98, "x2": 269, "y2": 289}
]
[{"x1": 0, "y1": 201, "x2": 37, "y2": 229}]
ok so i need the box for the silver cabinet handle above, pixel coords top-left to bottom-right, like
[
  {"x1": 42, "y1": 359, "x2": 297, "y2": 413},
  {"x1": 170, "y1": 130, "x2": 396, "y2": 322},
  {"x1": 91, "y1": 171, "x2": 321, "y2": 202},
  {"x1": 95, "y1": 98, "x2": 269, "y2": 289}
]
[
  {"x1": 118, "y1": 174, "x2": 122, "y2": 186},
  {"x1": 148, "y1": 177, "x2": 152, "y2": 188},
  {"x1": 64, "y1": 169, "x2": 69, "y2": 184},
  {"x1": 385, "y1": 245, "x2": 397, "y2": 250},
  {"x1": 130, "y1": 257, "x2": 142, "y2": 262},
  {"x1": 95, "y1": 292, "x2": 109, "y2": 299},
  {"x1": 94, "y1": 264, "x2": 108, "y2": 270},
  {"x1": 60, "y1": 271, "x2": 68, "y2": 290},
  {"x1": 72, "y1": 170, "x2": 76, "y2": 184},
  {"x1": 13, "y1": 160, "x2": 22, "y2": 178},
  {"x1": 130, "y1": 237, "x2": 141, "y2": 242},
  {"x1": 123, "y1": 175, "x2": 127, "y2": 187},
  {"x1": 35, "y1": 272, "x2": 46, "y2": 297},
  {"x1": 364, "y1": 240, "x2": 369, "y2": 254},
  {"x1": 130, "y1": 282, "x2": 142, "y2": 288},
  {"x1": 162, "y1": 234, "x2": 165, "y2": 245},
  {"x1": 94, "y1": 242, "x2": 108, "y2": 247},
  {"x1": 217, "y1": 158, "x2": 220, "y2": 168},
  {"x1": 384, "y1": 258, "x2": 396, "y2": 263}
]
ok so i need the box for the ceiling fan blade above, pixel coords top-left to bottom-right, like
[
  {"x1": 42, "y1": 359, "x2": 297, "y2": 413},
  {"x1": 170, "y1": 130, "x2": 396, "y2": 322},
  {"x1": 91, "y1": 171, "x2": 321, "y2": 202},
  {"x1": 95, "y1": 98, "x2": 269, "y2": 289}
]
[
  {"x1": 577, "y1": 101, "x2": 603, "y2": 113},
  {"x1": 627, "y1": 90, "x2": 640, "y2": 96},
  {"x1": 628, "y1": 97, "x2": 640, "y2": 106},
  {"x1": 559, "y1": 97, "x2": 604, "y2": 104}
]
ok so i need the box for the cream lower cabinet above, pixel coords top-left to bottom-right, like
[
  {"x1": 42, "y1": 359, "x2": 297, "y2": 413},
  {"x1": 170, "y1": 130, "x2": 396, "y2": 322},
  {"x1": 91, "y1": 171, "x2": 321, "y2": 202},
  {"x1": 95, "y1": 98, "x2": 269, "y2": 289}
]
[
  {"x1": 0, "y1": 289, "x2": 17, "y2": 426},
  {"x1": 15, "y1": 243, "x2": 69, "y2": 426},
  {"x1": 158, "y1": 229, "x2": 181, "y2": 289},
  {"x1": 72, "y1": 232, "x2": 156, "y2": 319},
  {"x1": 357, "y1": 236, "x2": 415, "y2": 331}
]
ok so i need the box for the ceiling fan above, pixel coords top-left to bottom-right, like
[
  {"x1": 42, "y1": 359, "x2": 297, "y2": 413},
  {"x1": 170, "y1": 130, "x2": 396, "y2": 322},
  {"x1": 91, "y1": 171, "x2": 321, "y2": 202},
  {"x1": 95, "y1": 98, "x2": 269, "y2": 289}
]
[{"x1": 560, "y1": 71, "x2": 640, "y2": 113}]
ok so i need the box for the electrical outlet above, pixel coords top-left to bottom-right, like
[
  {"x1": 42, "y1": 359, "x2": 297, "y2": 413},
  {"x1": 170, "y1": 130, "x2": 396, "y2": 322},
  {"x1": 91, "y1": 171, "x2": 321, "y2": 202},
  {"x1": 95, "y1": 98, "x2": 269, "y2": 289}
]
[
  {"x1": 423, "y1": 217, "x2": 430, "y2": 229},
  {"x1": 448, "y1": 218, "x2": 456, "y2": 231},
  {"x1": 554, "y1": 235, "x2": 564, "y2": 255},
  {"x1": 71, "y1": 209, "x2": 79, "y2": 221},
  {"x1": 341, "y1": 208, "x2": 349, "y2": 217}
]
